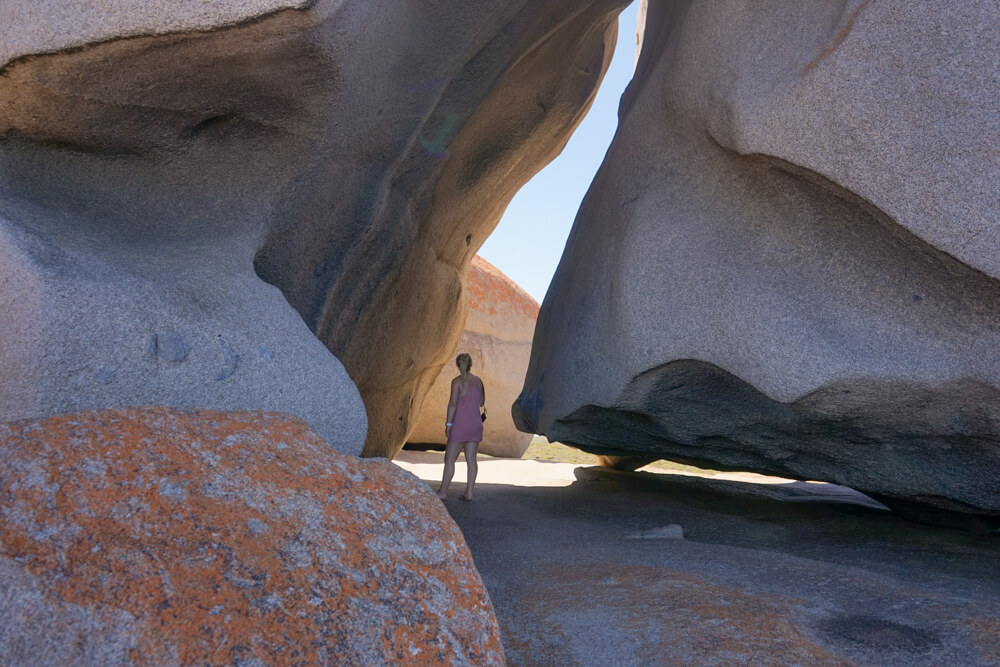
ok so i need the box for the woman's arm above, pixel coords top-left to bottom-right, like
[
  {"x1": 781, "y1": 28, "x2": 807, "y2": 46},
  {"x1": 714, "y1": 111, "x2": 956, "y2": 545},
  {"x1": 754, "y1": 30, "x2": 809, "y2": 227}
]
[
  {"x1": 479, "y1": 376, "x2": 486, "y2": 407},
  {"x1": 445, "y1": 378, "x2": 460, "y2": 437}
]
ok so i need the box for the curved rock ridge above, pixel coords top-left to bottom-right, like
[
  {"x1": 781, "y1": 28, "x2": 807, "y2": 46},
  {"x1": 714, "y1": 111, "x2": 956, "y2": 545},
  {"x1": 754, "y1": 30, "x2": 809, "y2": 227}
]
[
  {"x1": 516, "y1": 1, "x2": 1000, "y2": 525},
  {"x1": 290, "y1": 0, "x2": 631, "y2": 458},
  {"x1": 0, "y1": 407, "x2": 505, "y2": 666},
  {"x1": 0, "y1": 0, "x2": 317, "y2": 69},
  {"x1": 0, "y1": 0, "x2": 631, "y2": 458},
  {"x1": 408, "y1": 256, "x2": 539, "y2": 458}
]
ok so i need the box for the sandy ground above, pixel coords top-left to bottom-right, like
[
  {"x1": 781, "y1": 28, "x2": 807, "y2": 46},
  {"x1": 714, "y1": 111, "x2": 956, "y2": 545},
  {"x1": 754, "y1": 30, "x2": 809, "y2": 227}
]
[
  {"x1": 395, "y1": 449, "x2": 809, "y2": 488},
  {"x1": 395, "y1": 451, "x2": 1000, "y2": 666},
  {"x1": 394, "y1": 450, "x2": 580, "y2": 490},
  {"x1": 395, "y1": 449, "x2": 887, "y2": 506}
]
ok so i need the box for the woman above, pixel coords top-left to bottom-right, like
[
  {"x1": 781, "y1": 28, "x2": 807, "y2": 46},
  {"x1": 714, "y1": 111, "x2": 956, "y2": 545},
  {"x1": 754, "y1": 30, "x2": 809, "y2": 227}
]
[{"x1": 437, "y1": 352, "x2": 485, "y2": 501}]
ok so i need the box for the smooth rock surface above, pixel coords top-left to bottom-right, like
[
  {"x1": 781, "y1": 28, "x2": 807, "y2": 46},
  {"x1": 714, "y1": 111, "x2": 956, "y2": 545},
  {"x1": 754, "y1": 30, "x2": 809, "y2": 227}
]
[
  {"x1": 400, "y1": 456, "x2": 1000, "y2": 666},
  {"x1": 0, "y1": 408, "x2": 504, "y2": 666},
  {"x1": 516, "y1": 0, "x2": 1000, "y2": 524},
  {"x1": 0, "y1": 0, "x2": 630, "y2": 458},
  {"x1": 408, "y1": 256, "x2": 538, "y2": 458}
]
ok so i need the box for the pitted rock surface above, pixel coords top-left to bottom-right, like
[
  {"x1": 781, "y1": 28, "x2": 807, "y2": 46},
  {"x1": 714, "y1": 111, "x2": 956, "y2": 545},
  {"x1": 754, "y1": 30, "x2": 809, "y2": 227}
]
[
  {"x1": 408, "y1": 256, "x2": 538, "y2": 458},
  {"x1": 516, "y1": 0, "x2": 1000, "y2": 525},
  {"x1": 0, "y1": 407, "x2": 504, "y2": 666},
  {"x1": 0, "y1": 4, "x2": 366, "y2": 453}
]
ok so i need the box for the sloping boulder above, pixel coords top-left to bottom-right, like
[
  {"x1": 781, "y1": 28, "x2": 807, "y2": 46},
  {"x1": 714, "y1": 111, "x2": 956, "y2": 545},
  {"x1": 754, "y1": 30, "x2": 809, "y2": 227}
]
[
  {"x1": 0, "y1": 407, "x2": 504, "y2": 665},
  {"x1": 0, "y1": 0, "x2": 632, "y2": 458},
  {"x1": 516, "y1": 1, "x2": 1000, "y2": 526},
  {"x1": 408, "y1": 256, "x2": 539, "y2": 458}
]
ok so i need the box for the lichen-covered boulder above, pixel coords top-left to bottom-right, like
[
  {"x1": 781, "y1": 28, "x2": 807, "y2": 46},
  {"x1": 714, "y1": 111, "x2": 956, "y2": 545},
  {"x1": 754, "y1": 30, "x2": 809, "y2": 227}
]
[
  {"x1": 408, "y1": 256, "x2": 538, "y2": 458},
  {"x1": 516, "y1": 0, "x2": 1000, "y2": 526},
  {"x1": 0, "y1": 407, "x2": 504, "y2": 666},
  {"x1": 0, "y1": 0, "x2": 631, "y2": 459}
]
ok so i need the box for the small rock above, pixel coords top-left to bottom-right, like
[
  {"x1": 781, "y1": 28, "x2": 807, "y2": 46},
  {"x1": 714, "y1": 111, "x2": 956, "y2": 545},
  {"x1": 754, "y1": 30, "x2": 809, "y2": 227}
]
[
  {"x1": 215, "y1": 337, "x2": 239, "y2": 381},
  {"x1": 92, "y1": 368, "x2": 114, "y2": 385},
  {"x1": 146, "y1": 330, "x2": 189, "y2": 363},
  {"x1": 628, "y1": 524, "x2": 684, "y2": 540}
]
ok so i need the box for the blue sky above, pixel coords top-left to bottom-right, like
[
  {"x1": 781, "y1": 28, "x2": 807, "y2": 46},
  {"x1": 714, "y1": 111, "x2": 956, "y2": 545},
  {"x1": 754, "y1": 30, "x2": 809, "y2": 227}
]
[{"x1": 478, "y1": 2, "x2": 639, "y2": 303}]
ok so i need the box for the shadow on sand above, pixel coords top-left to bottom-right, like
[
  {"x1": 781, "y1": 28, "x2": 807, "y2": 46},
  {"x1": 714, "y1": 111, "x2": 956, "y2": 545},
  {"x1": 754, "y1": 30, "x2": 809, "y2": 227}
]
[{"x1": 401, "y1": 454, "x2": 1000, "y2": 666}]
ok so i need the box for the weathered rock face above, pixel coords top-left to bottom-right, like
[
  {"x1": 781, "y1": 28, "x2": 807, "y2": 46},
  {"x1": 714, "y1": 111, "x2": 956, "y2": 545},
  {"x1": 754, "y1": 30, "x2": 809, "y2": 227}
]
[
  {"x1": 0, "y1": 2, "x2": 365, "y2": 453},
  {"x1": 0, "y1": 407, "x2": 504, "y2": 665},
  {"x1": 516, "y1": 1, "x2": 1000, "y2": 525},
  {"x1": 291, "y1": 0, "x2": 630, "y2": 458},
  {"x1": 408, "y1": 256, "x2": 539, "y2": 458},
  {"x1": 0, "y1": 0, "x2": 630, "y2": 458}
]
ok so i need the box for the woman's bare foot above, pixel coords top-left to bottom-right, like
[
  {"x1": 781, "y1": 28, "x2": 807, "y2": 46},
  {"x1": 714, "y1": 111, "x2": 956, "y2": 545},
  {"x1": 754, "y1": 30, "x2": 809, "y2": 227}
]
[
  {"x1": 437, "y1": 492, "x2": 448, "y2": 501},
  {"x1": 460, "y1": 494, "x2": 472, "y2": 501}
]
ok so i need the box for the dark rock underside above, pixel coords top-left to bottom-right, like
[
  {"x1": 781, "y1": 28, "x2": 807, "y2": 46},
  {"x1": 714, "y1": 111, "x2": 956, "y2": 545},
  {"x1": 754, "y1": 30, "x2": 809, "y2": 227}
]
[{"x1": 539, "y1": 360, "x2": 1000, "y2": 528}]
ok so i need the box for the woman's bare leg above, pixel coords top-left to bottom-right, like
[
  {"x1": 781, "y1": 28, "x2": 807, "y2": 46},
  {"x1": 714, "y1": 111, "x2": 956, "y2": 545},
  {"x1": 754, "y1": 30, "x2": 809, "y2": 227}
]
[
  {"x1": 462, "y1": 442, "x2": 479, "y2": 500},
  {"x1": 437, "y1": 439, "x2": 464, "y2": 499}
]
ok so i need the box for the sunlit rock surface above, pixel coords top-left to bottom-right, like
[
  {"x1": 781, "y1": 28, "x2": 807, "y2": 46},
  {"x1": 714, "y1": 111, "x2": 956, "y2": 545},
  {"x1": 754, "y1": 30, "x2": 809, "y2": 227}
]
[
  {"x1": 516, "y1": 0, "x2": 1000, "y2": 526},
  {"x1": 0, "y1": 0, "x2": 631, "y2": 457},
  {"x1": 408, "y1": 256, "x2": 538, "y2": 458},
  {"x1": 0, "y1": 408, "x2": 504, "y2": 666}
]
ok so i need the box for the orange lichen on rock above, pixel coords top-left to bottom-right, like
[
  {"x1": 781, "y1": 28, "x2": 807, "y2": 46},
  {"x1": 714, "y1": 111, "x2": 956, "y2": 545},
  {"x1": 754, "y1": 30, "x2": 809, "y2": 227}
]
[
  {"x1": 466, "y1": 256, "x2": 539, "y2": 324},
  {"x1": 0, "y1": 407, "x2": 504, "y2": 666}
]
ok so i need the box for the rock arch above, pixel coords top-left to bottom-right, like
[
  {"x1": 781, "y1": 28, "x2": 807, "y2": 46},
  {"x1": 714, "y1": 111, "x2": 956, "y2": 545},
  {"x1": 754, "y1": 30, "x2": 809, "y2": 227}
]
[{"x1": 0, "y1": 0, "x2": 633, "y2": 457}]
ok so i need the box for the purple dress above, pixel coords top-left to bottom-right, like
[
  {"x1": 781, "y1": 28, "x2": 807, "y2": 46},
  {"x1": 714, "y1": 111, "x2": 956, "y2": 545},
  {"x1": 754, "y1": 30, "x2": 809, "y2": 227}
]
[{"x1": 450, "y1": 379, "x2": 484, "y2": 443}]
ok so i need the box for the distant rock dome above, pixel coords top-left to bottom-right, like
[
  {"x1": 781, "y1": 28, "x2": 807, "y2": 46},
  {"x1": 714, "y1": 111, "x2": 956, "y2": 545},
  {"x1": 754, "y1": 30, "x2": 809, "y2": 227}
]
[{"x1": 408, "y1": 256, "x2": 539, "y2": 458}]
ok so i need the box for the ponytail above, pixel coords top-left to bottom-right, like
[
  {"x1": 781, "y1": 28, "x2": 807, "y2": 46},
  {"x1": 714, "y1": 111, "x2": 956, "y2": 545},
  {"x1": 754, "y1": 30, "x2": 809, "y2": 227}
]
[{"x1": 455, "y1": 352, "x2": 472, "y2": 379}]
